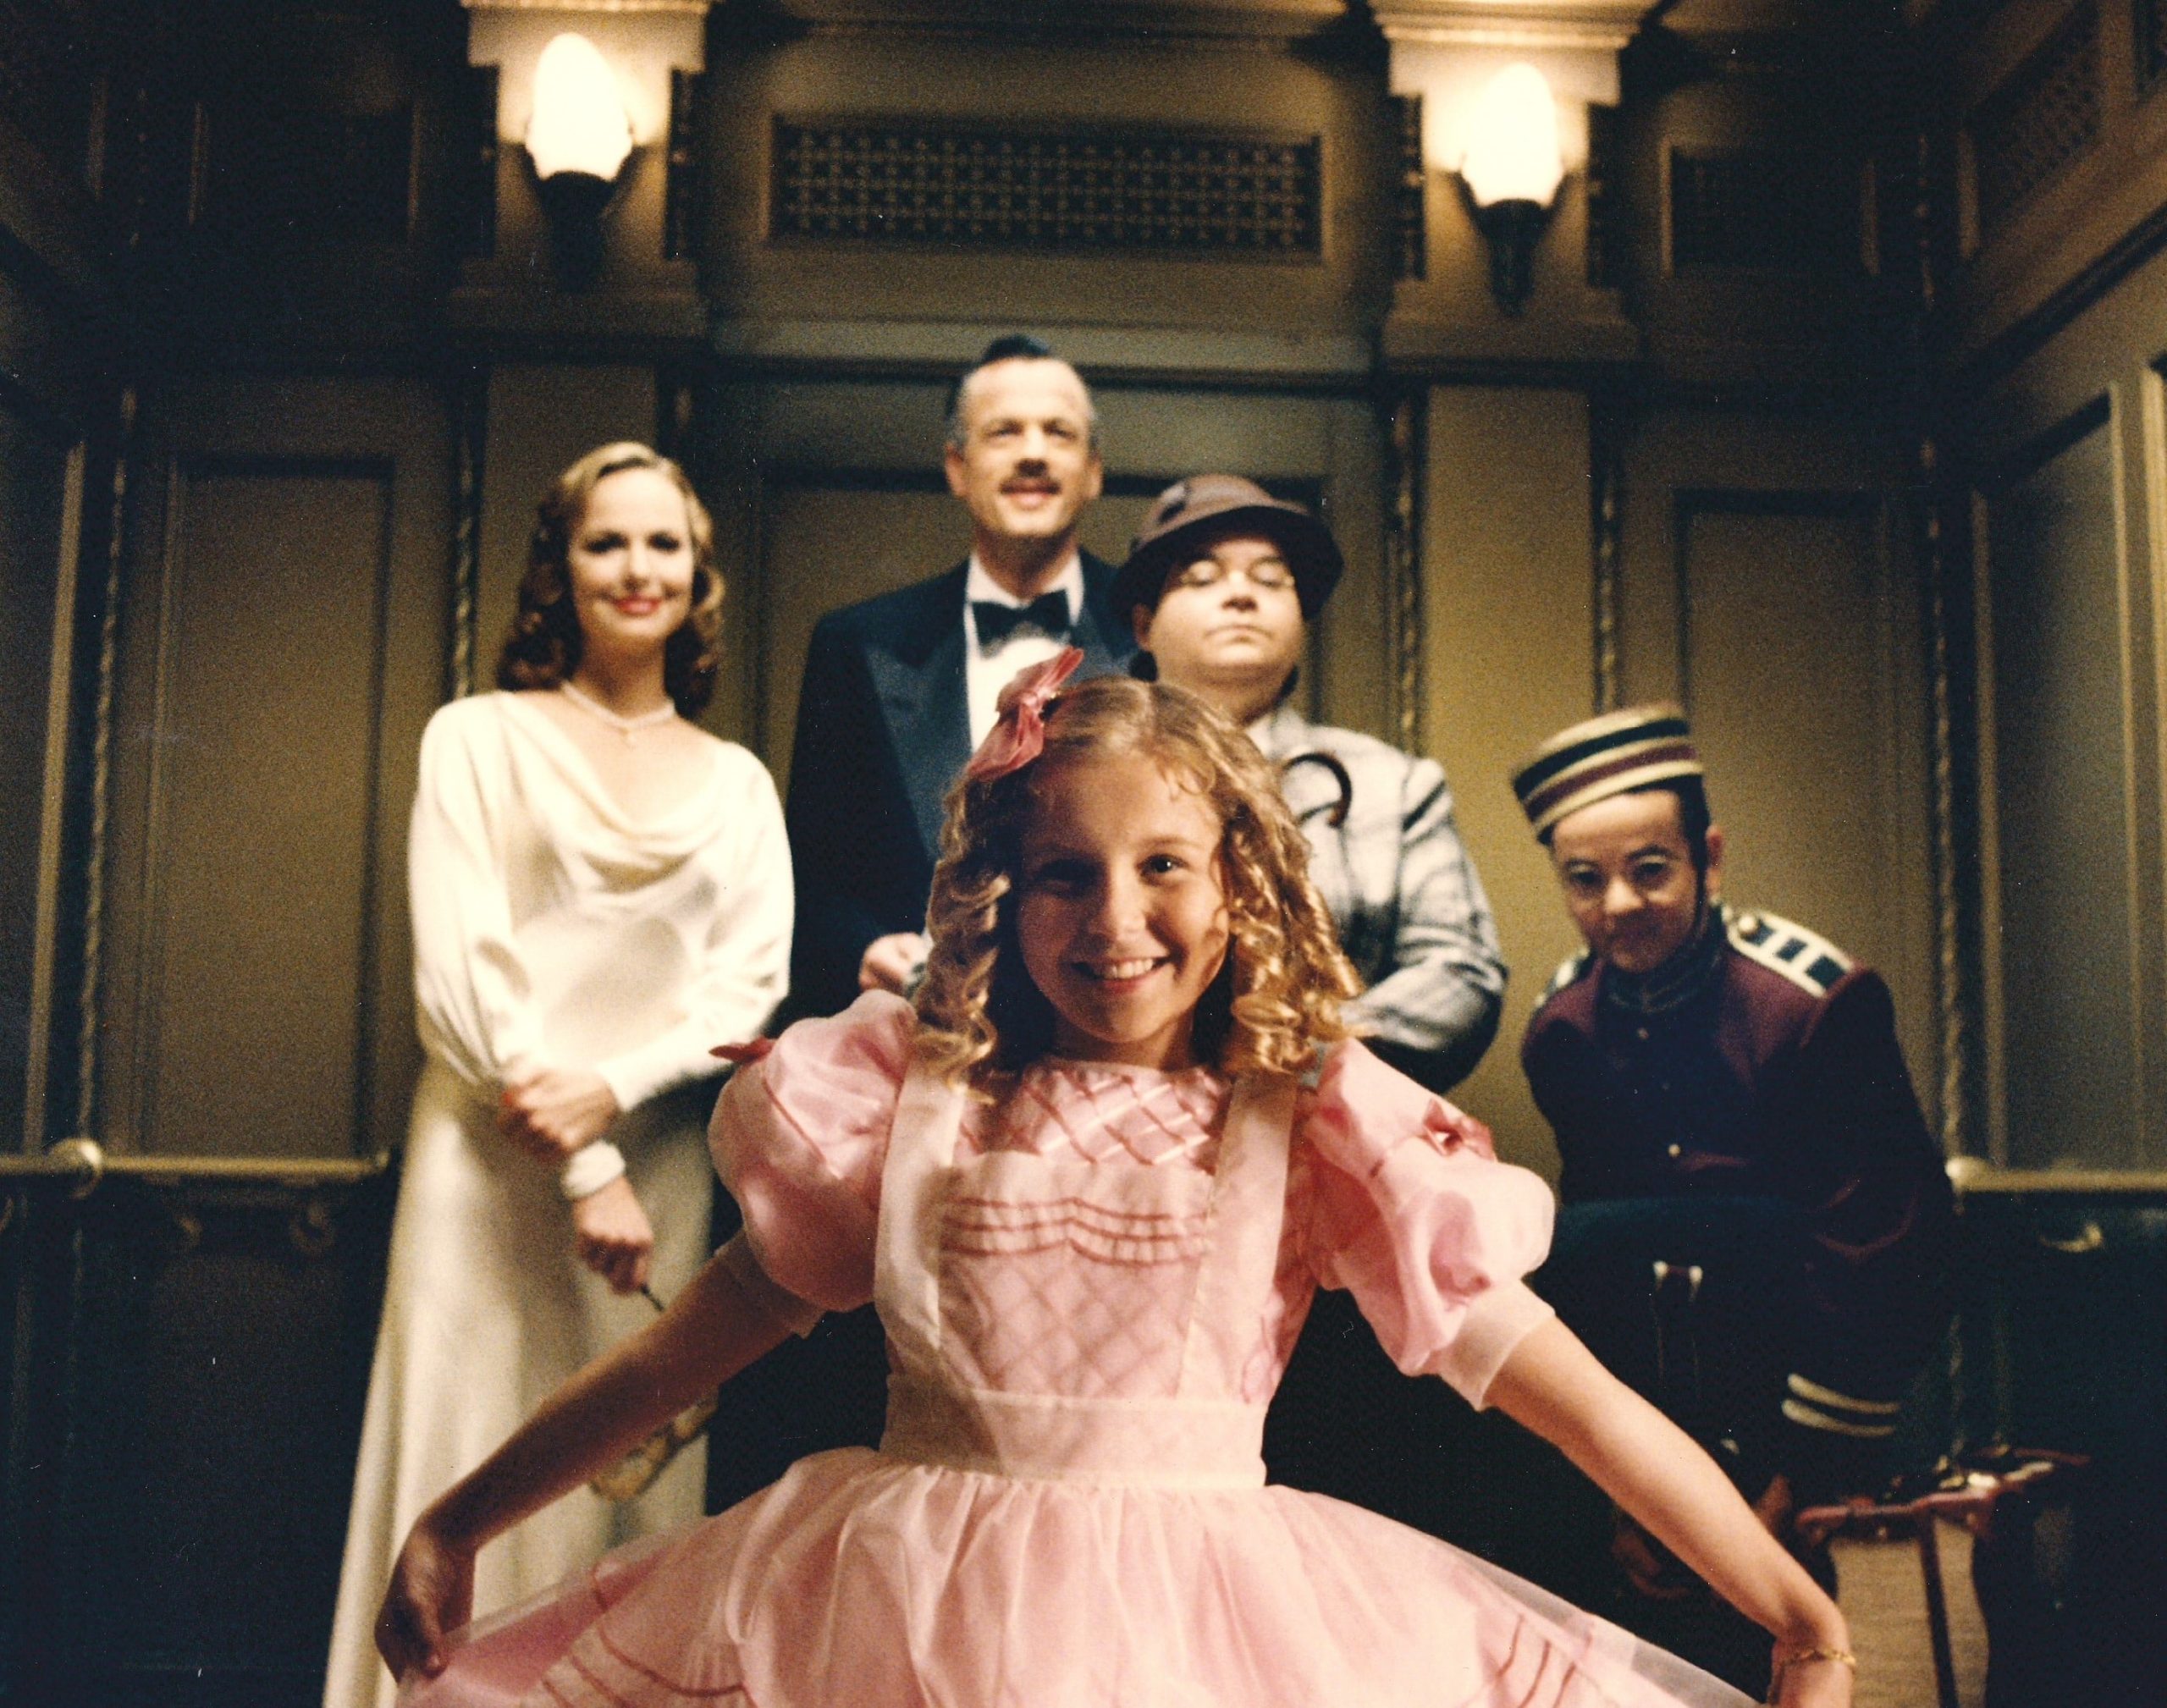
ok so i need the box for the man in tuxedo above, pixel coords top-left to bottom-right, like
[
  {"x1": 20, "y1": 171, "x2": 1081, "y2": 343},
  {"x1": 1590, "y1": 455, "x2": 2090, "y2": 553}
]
[
  {"x1": 784, "y1": 334, "x2": 1133, "y2": 1019},
  {"x1": 710, "y1": 339, "x2": 1130, "y2": 1512}
]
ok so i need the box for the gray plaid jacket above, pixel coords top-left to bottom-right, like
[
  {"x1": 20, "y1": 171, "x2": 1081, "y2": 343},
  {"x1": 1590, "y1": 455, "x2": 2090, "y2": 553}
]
[{"x1": 1254, "y1": 705, "x2": 1506, "y2": 1093}]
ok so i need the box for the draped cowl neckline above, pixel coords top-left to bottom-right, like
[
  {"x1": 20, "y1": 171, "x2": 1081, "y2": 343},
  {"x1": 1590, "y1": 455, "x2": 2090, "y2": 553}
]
[{"x1": 488, "y1": 691, "x2": 735, "y2": 881}]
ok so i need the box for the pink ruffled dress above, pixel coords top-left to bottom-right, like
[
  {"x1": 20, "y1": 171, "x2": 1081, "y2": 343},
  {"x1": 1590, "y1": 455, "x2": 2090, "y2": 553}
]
[{"x1": 405, "y1": 993, "x2": 1751, "y2": 1708}]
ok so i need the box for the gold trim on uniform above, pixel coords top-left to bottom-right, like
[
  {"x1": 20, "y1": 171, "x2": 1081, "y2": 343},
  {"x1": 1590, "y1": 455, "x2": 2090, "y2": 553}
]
[
  {"x1": 1786, "y1": 1373, "x2": 1900, "y2": 1415},
  {"x1": 1781, "y1": 1398, "x2": 1897, "y2": 1439},
  {"x1": 1727, "y1": 910, "x2": 1853, "y2": 998}
]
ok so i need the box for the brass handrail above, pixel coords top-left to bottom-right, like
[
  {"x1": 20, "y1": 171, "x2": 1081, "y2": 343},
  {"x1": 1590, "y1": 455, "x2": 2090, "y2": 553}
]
[
  {"x1": 1947, "y1": 1156, "x2": 2167, "y2": 1198},
  {"x1": 0, "y1": 1138, "x2": 390, "y2": 1197}
]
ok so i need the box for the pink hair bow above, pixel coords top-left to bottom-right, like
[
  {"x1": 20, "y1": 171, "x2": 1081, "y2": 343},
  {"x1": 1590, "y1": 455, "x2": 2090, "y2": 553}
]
[{"x1": 965, "y1": 646, "x2": 1084, "y2": 781}]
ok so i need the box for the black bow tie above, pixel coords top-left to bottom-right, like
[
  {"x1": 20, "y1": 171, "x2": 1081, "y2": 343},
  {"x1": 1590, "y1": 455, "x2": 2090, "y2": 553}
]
[{"x1": 973, "y1": 592, "x2": 1072, "y2": 646}]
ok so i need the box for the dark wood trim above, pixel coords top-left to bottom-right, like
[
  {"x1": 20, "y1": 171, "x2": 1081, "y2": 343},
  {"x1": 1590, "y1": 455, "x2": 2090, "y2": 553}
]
[
  {"x1": 1974, "y1": 389, "x2": 2112, "y2": 496},
  {"x1": 1957, "y1": 198, "x2": 2167, "y2": 397}
]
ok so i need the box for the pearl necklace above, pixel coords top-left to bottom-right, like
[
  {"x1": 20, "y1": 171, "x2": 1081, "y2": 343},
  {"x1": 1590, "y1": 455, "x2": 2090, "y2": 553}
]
[{"x1": 560, "y1": 680, "x2": 675, "y2": 744}]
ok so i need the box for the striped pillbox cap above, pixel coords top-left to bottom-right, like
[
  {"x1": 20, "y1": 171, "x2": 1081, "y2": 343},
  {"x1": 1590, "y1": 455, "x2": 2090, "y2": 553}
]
[{"x1": 1512, "y1": 704, "x2": 1704, "y2": 839}]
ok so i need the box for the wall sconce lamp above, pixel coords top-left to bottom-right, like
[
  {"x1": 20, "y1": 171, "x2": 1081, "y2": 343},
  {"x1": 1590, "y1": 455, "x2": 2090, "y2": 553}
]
[
  {"x1": 526, "y1": 31, "x2": 633, "y2": 287},
  {"x1": 1458, "y1": 63, "x2": 1565, "y2": 314}
]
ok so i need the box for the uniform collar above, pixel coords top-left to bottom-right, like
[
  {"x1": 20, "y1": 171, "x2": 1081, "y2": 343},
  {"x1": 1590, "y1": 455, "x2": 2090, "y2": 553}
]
[{"x1": 1601, "y1": 901, "x2": 1730, "y2": 1019}]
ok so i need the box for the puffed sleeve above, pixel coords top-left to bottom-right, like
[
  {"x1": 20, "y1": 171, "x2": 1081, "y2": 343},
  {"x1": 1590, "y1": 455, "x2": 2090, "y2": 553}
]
[
  {"x1": 706, "y1": 990, "x2": 916, "y2": 1315},
  {"x1": 408, "y1": 700, "x2": 544, "y2": 1093},
  {"x1": 594, "y1": 748, "x2": 794, "y2": 1112},
  {"x1": 1299, "y1": 1040, "x2": 1558, "y2": 1409}
]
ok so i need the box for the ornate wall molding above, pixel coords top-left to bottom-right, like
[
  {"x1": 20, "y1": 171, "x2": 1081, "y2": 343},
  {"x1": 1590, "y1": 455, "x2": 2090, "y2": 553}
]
[
  {"x1": 22, "y1": 438, "x2": 84, "y2": 1154},
  {"x1": 1910, "y1": 118, "x2": 1968, "y2": 1160},
  {"x1": 762, "y1": 0, "x2": 1347, "y2": 41},
  {"x1": 1386, "y1": 391, "x2": 1425, "y2": 752},
  {"x1": 1392, "y1": 95, "x2": 1425, "y2": 282},
  {"x1": 1923, "y1": 431, "x2": 1966, "y2": 1157},
  {"x1": 76, "y1": 387, "x2": 132, "y2": 1139},
  {"x1": 1591, "y1": 388, "x2": 1623, "y2": 713},
  {"x1": 450, "y1": 366, "x2": 485, "y2": 700},
  {"x1": 1371, "y1": 0, "x2": 1651, "y2": 50}
]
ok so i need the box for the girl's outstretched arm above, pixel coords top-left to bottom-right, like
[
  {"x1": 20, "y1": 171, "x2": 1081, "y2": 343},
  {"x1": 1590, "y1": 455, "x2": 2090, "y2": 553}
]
[
  {"x1": 374, "y1": 1246, "x2": 798, "y2": 1683},
  {"x1": 1485, "y1": 1318, "x2": 1854, "y2": 1708}
]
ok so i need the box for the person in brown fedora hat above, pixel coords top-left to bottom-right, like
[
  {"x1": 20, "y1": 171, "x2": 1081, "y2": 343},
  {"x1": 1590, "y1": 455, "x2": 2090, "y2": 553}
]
[
  {"x1": 1120, "y1": 475, "x2": 1503, "y2": 1095},
  {"x1": 1108, "y1": 473, "x2": 1344, "y2": 637},
  {"x1": 1121, "y1": 475, "x2": 1509, "y2": 1548}
]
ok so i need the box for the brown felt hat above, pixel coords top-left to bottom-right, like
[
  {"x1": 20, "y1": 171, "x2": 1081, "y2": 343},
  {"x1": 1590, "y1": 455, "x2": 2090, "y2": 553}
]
[{"x1": 1111, "y1": 475, "x2": 1344, "y2": 623}]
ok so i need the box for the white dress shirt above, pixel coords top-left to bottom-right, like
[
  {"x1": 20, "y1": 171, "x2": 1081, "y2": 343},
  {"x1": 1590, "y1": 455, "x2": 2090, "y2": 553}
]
[{"x1": 962, "y1": 551, "x2": 1084, "y2": 746}]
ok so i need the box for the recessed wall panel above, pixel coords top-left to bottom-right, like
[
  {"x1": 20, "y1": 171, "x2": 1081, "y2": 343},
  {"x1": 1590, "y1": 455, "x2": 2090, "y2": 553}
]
[
  {"x1": 141, "y1": 465, "x2": 390, "y2": 1158},
  {"x1": 1983, "y1": 406, "x2": 2138, "y2": 1170},
  {"x1": 0, "y1": 403, "x2": 72, "y2": 1151},
  {"x1": 1681, "y1": 499, "x2": 1898, "y2": 963}
]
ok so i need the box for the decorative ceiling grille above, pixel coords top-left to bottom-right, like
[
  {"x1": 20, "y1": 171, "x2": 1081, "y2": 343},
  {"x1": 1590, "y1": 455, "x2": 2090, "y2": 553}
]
[
  {"x1": 1668, "y1": 148, "x2": 1854, "y2": 273},
  {"x1": 0, "y1": 0, "x2": 95, "y2": 180},
  {"x1": 769, "y1": 118, "x2": 1322, "y2": 259},
  {"x1": 1971, "y1": 3, "x2": 2102, "y2": 231},
  {"x1": 2138, "y1": 0, "x2": 2167, "y2": 88},
  {"x1": 196, "y1": 97, "x2": 416, "y2": 245}
]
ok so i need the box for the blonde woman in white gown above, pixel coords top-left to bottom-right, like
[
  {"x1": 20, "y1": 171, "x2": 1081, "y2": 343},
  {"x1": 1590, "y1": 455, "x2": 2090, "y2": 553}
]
[{"x1": 323, "y1": 444, "x2": 791, "y2": 1708}]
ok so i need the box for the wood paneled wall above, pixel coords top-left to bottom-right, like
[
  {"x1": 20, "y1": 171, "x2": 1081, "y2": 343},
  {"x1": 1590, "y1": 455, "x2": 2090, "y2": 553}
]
[
  {"x1": 0, "y1": 1, "x2": 2051, "y2": 1697},
  {"x1": 1959, "y1": 245, "x2": 2167, "y2": 1174},
  {"x1": 1419, "y1": 388, "x2": 1934, "y2": 1172}
]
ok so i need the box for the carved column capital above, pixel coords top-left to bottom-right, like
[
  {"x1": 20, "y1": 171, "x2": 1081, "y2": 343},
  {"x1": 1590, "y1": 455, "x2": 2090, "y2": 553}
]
[{"x1": 1371, "y1": 0, "x2": 1657, "y2": 50}]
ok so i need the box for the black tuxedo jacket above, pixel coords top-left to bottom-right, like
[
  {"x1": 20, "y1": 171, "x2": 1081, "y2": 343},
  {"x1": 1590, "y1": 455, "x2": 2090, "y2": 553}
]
[{"x1": 783, "y1": 552, "x2": 1132, "y2": 1018}]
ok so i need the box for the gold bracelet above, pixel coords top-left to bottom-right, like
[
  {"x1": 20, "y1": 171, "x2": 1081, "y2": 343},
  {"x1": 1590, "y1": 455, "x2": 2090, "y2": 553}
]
[{"x1": 1767, "y1": 1645, "x2": 1857, "y2": 1702}]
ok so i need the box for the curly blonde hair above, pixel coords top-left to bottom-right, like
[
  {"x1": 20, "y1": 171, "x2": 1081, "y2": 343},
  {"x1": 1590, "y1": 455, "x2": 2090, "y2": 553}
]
[
  {"x1": 915, "y1": 675, "x2": 1359, "y2": 1094},
  {"x1": 495, "y1": 442, "x2": 725, "y2": 717}
]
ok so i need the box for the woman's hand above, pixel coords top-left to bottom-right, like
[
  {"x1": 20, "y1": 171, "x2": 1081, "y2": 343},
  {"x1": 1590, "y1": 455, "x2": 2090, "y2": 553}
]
[
  {"x1": 571, "y1": 1175, "x2": 654, "y2": 1294},
  {"x1": 375, "y1": 1512, "x2": 474, "y2": 1683},
  {"x1": 499, "y1": 1068, "x2": 620, "y2": 1161},
  {"x1": 857, "y1": 931, "x2": 929, "y2": 994},
  {"x1": 361, "y1": 1253, "x2": 798, "y2": 1696}
]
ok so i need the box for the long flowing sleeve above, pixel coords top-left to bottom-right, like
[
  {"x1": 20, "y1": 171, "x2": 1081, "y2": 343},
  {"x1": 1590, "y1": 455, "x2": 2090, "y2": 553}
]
[
  {"x1": 408, "y1": 700, "x2": 545, "y2": 1094},
  {"x1": 593, "y1": 751, "x2": 794, "y2": 1112},
  {"x1": 1298, "y1": 1041, "x2": 1556, "y2": 1408}
]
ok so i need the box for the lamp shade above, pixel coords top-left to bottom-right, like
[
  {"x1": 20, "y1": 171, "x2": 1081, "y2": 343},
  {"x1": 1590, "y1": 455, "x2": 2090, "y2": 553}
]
[
  {"x1": 1458, "y1": 63, "x2": 1564, "y2": 210},
  {"x1": 526, "y1": 32, "x2": 633, "y2": 183}
]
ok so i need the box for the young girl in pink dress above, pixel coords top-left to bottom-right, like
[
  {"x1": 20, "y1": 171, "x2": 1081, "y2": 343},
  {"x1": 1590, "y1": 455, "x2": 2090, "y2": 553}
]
[{"x1": 373, "y1": 655, "x2": 1855, "y2": 1708}]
